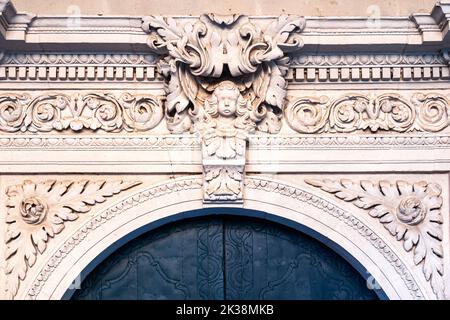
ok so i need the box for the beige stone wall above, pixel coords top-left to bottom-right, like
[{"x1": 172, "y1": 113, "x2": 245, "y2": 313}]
[
  {"x1": 13, "y1": 0, "x2": 438, "y2": 16},
  {"x1": 1, "y1": 0, "x2": 450, "y2": 301}
]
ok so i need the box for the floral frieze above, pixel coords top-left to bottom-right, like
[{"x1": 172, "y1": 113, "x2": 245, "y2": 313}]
[
  {"x1": 0, "y1": 92, "x2": 164, "y2": 133},
  {"x1": 286, "y1": 93, "x2": 450, "y2": 133}
]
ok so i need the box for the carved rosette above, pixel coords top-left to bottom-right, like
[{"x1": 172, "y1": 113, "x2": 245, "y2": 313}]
[
  {"x1": 0, "y1": 93, "x2": 164, "y2": 133},
  {"x1": 4, "y1": 179, "x2": 141, "y2": 299},
  {"x1": 286, "y1": 93, "x2": 450, "y2": 133},
  {"x1": 305, "y1": 178, "x2": 445, "y2": 299}
]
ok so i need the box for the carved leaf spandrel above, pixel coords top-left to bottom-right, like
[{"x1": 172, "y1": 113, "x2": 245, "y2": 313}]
[
  {"x1": 305, "y1": 178, "x2": 445, "y2": 299},
  {"x1": 4, "y1": 179, "x2": 141, "y2": 299}
]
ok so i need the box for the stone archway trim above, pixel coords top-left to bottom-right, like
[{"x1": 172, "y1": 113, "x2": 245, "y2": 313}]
[{"x1": 21, "y1": 176, "x2": 429, "y2": 300}]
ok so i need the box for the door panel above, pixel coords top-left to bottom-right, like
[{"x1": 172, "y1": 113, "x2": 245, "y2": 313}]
[{"x1": 72, "y1": 216, "x2": 378, "y2": 300}]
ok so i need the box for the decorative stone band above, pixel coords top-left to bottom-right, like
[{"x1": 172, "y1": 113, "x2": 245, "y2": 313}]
[
  {"x1": 289, "y1": 65, "x2": 450, "y2": 82},
  {"x1": 23, "y1": 176, "x2": 423, "y2": 300},
  {"x1": 26, "y1": 178, "x2": 203, "y2": 300},
  {"x1": 0, "y1": 53, "x2": 159, "y2": 82},
  {"x1": 3, "y1": 179, "x2": 142, "y2": 299},
  {"x1": 305, "y1": 178, "x2": 444, "y2": 299},
  {"x1": 1, "y1": 134, "x2": 450, "y2": 151},
  {"x1": 0, "y1": 53, "x2": 157, "y2": 65},
  {"x1": 0, "y1": 135, "x2": 201, "y2": 150},
  {"x1": 291, "y1": 53, "x2": 447, "y2": 67},
  {"x1": 247, "y1": 134, "x2": 450, "y2": 149},
  {"x1": 0, "y1": 92, "x2": 164, "y2": 133},
  {"x1": 2, "y1": 91, "x2": 450, "y2": 135},
  {"x1": 0, "y1": 65, "x2": 158, "y2": 82},
  {"x1": 1, "y1": 52, "x2": 450, "y2": 83},
  {"x1": 285, "y1": 93, "x2": 450, "y2": 134},
  {"x1": 289, "y1": 53, "x2": 450, "y2": 82}
]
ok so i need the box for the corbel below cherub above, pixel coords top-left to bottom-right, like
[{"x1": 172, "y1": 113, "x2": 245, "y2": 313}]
[{"x1": 198, "y1": 81, "x2": 258, "y2": 202}]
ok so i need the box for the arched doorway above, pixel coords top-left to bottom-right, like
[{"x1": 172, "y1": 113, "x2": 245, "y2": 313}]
[{"x1": 71, "y1": 214, "x2": 379, "y2": 300}]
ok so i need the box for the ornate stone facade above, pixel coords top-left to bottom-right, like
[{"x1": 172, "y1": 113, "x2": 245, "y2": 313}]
[{"x1": 0, "y1": 0, "x2": 450, "y2": 300}]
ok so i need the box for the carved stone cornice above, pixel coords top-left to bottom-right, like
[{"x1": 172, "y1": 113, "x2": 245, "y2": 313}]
[
  {"x1": 1, "y1": 52, "x2": 450, "y2": 84},
  {"x1": 3, "y1": 178, "x2": 141, "y2": 299},
  {"x1": 2, "y1": 1, "x2": 450, "y2": 52}
]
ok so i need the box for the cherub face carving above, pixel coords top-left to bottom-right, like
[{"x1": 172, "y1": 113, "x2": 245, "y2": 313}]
[
  {"x1": 205, "y1": 81, "x2": 246, "y2": 119},
  {"x1": 216, "y1": 84, "x2": 239, "y2": 118}
]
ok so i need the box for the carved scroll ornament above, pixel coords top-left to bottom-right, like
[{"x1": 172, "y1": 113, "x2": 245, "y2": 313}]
[
  {"x1": 0, "y1": 93, "x2": 164, "y2": 133},
  {"x1": 286, "y1": 93, "x2": 450, "y2": 133},
  {"x1": 306, "y1": 178, "x2": 445, "y2": 299},
  {"x1": 142, "y1": 13, "x2": 305, "y2": 134},
  {"x1": 4, "y1": 179, "x2": 141, "y2": 299}
]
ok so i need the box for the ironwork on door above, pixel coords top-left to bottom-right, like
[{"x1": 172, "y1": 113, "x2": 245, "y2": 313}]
[{"x1": 72, "y1": 215, "x2": 379, "y2": 300}]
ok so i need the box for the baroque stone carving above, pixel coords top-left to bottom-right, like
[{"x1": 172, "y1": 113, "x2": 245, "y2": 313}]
[
  {"x1": 204, "y1": 166, "x2": 243, "y2": 202},
  {"x1": 1, "y1": 134, "x2": 450, "y2": 150},
  {"x1": 198, "y1": 81, "x2": 249, "y2": 202},
  {"x1": 25, "y1": 176, "x2": 423, "y2": 299},
  {"x1": 27, "y1": 177, "x2": 203, "y2": 300},
  {"x1": 142, "y1": 14, "x2": 305, "y2": 202},
  {"x1": 245, "y1": 177, "x2": 423, "y2": 299},
  {"x1": 0, "y1": 92, "x2": 164, "y2": 133},
  {"x1": 4, "y1": 179, "x2": 141, "y2": 299},
  {"x1": 142, "y1": 13, "x2": 305, "y2": 134},
  {"x1": 285, "y1": 93, "x2": 450, "y2": 133},
  {"x1": 305, "y1": 178, "x2": 444, "y2": 299}
]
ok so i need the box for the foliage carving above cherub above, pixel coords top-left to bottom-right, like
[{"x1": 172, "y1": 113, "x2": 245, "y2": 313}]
[{"x1": 142, "y1": 13, "x2": 305, "y2": 134}]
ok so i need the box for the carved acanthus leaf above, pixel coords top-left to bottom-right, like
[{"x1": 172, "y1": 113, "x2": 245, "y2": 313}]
[
  {"x1": 262, "y1": 15, "x2": 305, "y2": 51},
  {"x1": 286, "y1": 93, "x2": 450, "y2": 133},
  {"x1": 204, "y1": 166, "x2": 243, "y2": 202},
  {"x1": 4, "y1": 179, "x2": 141, "y2": 299},
  {"x1": 305, "y1": 178, "x2": 444, "y2": 299},
  {"x1": 142, "y1": 14, "x2": 305, "y2": 134}
]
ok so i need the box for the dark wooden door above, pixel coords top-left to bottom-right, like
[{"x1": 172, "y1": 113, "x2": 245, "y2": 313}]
[{"x1": 72, "y1": 215, "x2": 378, "y2": 300}]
